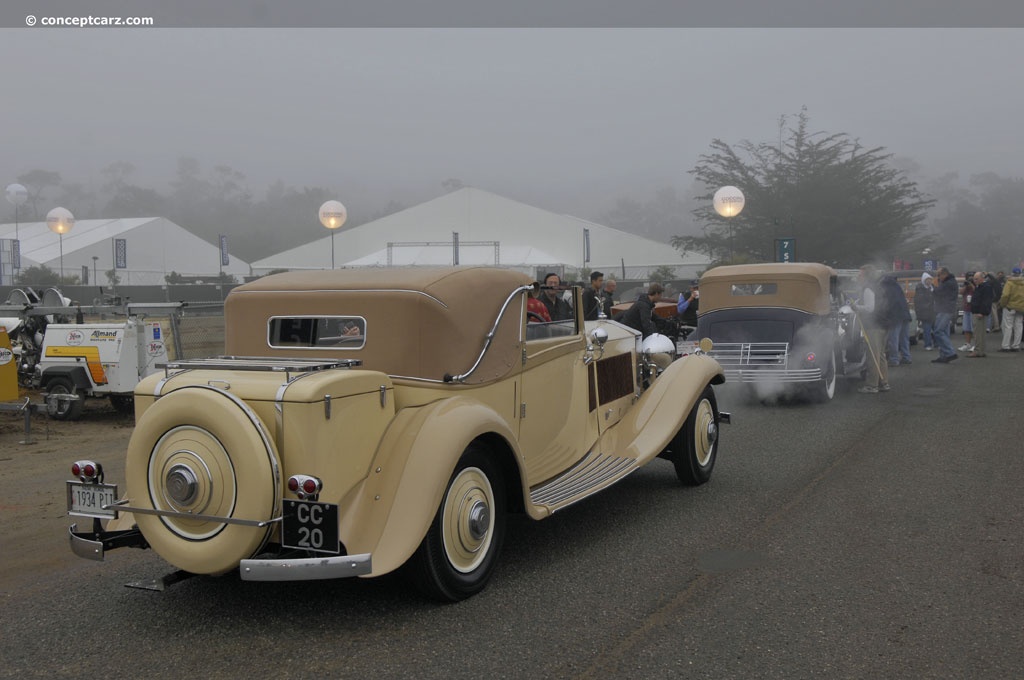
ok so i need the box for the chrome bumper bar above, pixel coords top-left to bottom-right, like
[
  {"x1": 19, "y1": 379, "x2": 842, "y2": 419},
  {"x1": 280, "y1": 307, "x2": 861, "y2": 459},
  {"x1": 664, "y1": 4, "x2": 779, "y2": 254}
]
[
  {"x1": 240, "y1": 553, "x2": 373, "y2": 581},
  {"x1": 724, "y1": 368, "x2": 822, "y2": 384},
  {"x1": 69, "y1": 523, "x2": 147, "y2": 561}
]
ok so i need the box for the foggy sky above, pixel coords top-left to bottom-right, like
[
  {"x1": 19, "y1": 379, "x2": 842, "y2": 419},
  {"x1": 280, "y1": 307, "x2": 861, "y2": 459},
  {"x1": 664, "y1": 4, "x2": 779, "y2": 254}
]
[{"x1": 1, "y1": 26, "x2": 1022, "y2": 219}]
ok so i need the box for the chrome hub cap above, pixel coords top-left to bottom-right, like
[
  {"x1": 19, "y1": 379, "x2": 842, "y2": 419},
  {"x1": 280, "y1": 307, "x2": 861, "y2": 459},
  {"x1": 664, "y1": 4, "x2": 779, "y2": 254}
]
[
  {"x1": 706, "y1": 421, "x2": 718, "y2": 447},
  {"x1": 467, "y1": 500, "x2": 490, "y2": 541},
  {"x1": 166, "y1": 464, "x2": 199, "y2": 505}
]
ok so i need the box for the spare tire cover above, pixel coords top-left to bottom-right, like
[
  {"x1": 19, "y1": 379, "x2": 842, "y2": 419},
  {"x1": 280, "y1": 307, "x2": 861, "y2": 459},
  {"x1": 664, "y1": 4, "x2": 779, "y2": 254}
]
[{"x1": 125, "y1": 386, "x2": 281, "y2": 575}]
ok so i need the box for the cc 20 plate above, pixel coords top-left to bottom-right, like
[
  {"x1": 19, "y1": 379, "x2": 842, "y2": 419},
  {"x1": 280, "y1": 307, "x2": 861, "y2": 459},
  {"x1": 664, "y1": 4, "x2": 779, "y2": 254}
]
[{"x1": 281, "y1": 499, "x2": 339, "y2": 554}]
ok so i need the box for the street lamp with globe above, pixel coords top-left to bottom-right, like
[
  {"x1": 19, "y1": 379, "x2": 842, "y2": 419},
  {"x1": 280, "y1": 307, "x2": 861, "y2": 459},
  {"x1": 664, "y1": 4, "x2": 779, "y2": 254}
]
[
  {"x1": 713, "y1": 186, "x2": 745, "y2": 261},
  {"x1": 318, "y1": 200, "x2": 347, "y2": 269},
  {"x1": 47, "y1": 207, "x2": 75, "y2": 284}
]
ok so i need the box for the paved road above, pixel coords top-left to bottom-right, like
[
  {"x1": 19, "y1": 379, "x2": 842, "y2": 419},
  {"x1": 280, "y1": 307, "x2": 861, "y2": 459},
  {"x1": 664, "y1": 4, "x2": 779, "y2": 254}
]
[{"x1": 1, "y1": 342, "x2": 1021, "y2": 679}]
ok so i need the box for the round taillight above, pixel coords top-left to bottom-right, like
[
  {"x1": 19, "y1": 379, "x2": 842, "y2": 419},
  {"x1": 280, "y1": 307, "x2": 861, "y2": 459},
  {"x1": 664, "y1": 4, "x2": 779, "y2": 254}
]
[
  {"x1": 71, "y1": 463, "x2": 81, "y2": 477},
  {"x1": 302, "y1": 478, "x2": 318, "y2": 495},
  {"x1": 287, "y1": 477, "x2": 299, "y2": 492},
  {"x1": 83, "y1": 463, "x2": 96, "y2": 478}
]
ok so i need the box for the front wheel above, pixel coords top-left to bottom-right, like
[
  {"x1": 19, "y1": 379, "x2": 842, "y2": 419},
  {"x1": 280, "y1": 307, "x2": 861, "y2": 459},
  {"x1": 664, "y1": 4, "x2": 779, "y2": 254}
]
[
  {"x1": 814, "y1": 351, "x2": 837, "y2": 402},
  {"x1": 670, "y1": 385, "x2": 719, "y2": 486},
  {"x1": 407, "y1": 444, "x2": 506, "y2": 602}
]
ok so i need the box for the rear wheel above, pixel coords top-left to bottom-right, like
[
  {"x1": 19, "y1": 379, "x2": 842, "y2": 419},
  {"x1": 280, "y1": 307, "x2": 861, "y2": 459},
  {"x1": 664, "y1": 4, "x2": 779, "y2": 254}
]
[
  {"x1": 125, "y1": 386, "x2": 281, "y2": 575},
  {"x1": 408, "y1": 444, "x2": 506, "y2": 602},
  {"x1": 670, "y1": 385, "x2": 719, "y2": 485},
  {"x1": 46, "y1": 376, "x2": 84, "y2": 421}
]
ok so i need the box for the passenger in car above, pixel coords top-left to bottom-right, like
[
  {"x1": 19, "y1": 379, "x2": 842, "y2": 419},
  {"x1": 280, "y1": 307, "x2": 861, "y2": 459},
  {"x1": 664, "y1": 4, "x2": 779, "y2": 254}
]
[
  {"x1": 540, "y1": 273, "x2": 573, "y2": 321},
  {"x1": 527, "y1": 289, "x2": 552, "y2": 323}
]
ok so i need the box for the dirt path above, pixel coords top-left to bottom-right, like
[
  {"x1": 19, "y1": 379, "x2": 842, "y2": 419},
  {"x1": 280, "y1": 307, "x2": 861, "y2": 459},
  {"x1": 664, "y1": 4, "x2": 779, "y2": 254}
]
[{"x1": 0, "y1": 391, "x2": 135, "y2": 590}]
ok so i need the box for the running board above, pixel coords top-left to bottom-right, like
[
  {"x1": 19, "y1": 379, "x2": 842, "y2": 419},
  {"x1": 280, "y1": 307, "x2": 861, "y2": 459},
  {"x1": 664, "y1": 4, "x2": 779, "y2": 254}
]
[{"x1": 529, "y1": 450, "x2": 639, "y2": 514}]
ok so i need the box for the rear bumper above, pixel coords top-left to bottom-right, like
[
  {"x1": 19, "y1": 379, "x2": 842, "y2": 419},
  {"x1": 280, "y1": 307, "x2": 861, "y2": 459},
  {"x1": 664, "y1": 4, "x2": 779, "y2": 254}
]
[
  {"x1": 69, "y1": 523, "x2": 147, "y2": 560},
  {"x1": 240, "y1": 553, "x2": 373, "y2": 581}
]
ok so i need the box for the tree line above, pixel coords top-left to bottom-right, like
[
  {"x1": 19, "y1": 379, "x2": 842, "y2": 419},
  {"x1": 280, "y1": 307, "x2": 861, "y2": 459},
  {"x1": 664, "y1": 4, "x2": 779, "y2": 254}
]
[{"x1": 5, "y1": 112, "x2": 1022, "y2": 274}]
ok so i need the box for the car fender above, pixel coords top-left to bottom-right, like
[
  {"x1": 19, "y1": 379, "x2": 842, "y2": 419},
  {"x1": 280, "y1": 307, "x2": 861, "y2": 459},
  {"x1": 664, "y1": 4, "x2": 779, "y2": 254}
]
[
  {"x1": 602, "y1": 354, "x2": 724, "y2": 465},
  {"x1": 340, "y1": 396, "x2": 522, "y2": 577},
  {"x1": 40, "y1": 365, "x2": 92, "y2": 390}
]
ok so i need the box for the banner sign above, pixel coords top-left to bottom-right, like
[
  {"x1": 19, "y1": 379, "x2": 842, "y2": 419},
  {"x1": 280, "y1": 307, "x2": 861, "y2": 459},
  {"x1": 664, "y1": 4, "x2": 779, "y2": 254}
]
[
  {"x1": 12, "y1": 239, "x2": 19, "y2": 269},
  {"x1": 583, "y1": 228, "x2": 591, "y2": 264},
  {"x1": 219, "y1": 234, "x2": 229, "y2": 266},
  {"x1": 115, "y1": 238, "x2": 127, "y2": 269}
]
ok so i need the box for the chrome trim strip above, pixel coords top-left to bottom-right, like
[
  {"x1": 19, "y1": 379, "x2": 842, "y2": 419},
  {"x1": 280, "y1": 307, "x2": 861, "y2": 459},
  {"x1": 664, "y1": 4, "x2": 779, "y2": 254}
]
[
  {"x1": 240, "y1": 553, "x2": 373, "y2": 581},
  {"x1": 446, "y1": 284, "x2": 534, "y2": 383},
  {"x1": 103, "y1": 500, "x2": 282, "y2": 527},
  {"x1": 387, "y1": 374, "x2": 448, "y2": 384}
]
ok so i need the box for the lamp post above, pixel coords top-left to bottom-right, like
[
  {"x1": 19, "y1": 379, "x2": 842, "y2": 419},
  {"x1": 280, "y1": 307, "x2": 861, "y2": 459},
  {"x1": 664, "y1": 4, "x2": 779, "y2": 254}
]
[
  {"x1": 5, "y1": 183, "x2": 28, "y2": 277},
  {"x1": 713, "y1": 186, "x2": 745, "y2": 261},
  {"x1": 318, "y1": 200, "x2": 347, "y2": 269},
  {"x1": 46, "y1": 207, "x2": 75, "y2": 284}
]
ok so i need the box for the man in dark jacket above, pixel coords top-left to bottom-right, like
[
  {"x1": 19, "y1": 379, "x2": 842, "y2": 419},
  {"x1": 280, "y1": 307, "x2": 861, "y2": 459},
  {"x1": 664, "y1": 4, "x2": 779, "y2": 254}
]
[
  {"x1": 968, "y1": 271, "x2": 995, "y2": 357},
  {"x1": 931, "y1": 267, "x2": 959, "y2": 363},
  {"x1": 621, "y1": 283, "x2": 664, "y2": 338},
  {"x1": 881, "y1": 275, "x2": 913, "y2": 365},
  {"x1": 581, "y1": 271, "x2": 604, "y2": 321}
]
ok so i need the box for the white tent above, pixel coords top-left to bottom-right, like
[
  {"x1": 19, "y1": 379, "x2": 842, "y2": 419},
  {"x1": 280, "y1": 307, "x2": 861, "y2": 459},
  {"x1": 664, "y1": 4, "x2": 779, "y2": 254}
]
[
  {"x1": 0, "y1": 217, "x2": 250, "y2": 285},
  {"x1": 251, "y1": 188, "x2": 709, "y2": 279}
]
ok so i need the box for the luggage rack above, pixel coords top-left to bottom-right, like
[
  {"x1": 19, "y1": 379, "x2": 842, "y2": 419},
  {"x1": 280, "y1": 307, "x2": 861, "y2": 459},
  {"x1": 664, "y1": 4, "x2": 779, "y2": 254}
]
[{"x1": 158, "y1": 356, "x2": 362, "y2": 381}]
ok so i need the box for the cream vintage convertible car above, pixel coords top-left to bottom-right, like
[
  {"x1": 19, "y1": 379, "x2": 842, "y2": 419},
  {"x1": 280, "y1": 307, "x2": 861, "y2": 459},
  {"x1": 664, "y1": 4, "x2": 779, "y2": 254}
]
[{"x1": 67, "y1": 267, "x2": 728, "y2": 601}]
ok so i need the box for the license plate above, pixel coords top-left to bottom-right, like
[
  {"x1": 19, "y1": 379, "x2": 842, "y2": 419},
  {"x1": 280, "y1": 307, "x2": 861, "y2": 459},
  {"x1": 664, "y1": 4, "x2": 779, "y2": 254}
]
[
  {"x1": 67, "y1": 481, "x2": 118, "y2": 519},
  {"x1": 281, "y1": 499, "x2": 339, "y2": 554}
]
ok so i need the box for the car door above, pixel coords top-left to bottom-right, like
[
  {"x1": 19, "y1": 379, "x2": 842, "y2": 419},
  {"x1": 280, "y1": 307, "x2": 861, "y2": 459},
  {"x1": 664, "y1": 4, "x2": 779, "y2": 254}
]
[{"x1": 517, "y1": 291, "x2": 600, "y2": 487}]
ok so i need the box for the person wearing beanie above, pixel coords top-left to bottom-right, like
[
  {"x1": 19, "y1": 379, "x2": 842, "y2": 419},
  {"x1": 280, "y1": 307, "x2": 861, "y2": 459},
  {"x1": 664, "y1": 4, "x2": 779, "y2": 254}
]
[
  {"x1": 914, "y1": 273, "x2": 937, "y2": 350},
  {"x1": 998, "y1": 267, "x2": 1024, "y2": 351}
]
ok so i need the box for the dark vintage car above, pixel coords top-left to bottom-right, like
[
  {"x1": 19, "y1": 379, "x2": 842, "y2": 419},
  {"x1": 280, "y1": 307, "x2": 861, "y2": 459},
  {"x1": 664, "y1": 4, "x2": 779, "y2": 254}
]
[{"x1": 685, "y1": 262, "x2": 868, "y2": 401}]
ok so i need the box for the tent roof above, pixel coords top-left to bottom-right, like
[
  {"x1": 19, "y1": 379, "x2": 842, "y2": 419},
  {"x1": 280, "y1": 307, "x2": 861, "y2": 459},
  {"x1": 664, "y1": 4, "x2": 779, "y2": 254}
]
[
  {"x1": 0, "y1": 217, "x2": 161, "y2": 263},
  {"x1": 251, "y1": 187, "x2": 709, "y2": 272}
]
